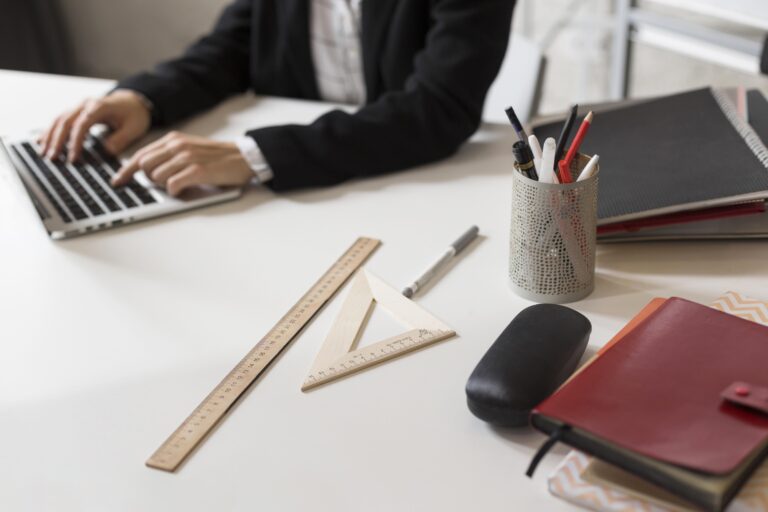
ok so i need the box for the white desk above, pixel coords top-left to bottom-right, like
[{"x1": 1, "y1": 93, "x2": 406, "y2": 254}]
[{"x1": 1, "y1": 70, "x2": 767, "y2": 512}]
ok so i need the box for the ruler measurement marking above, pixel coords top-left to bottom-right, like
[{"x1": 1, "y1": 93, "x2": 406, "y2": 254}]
[
  {"x1": 147, "y1": 237, "x2": 380, "y2": 471},
  {"x1": 302, "y1": 329, "x2": 454, "y2": 390}
]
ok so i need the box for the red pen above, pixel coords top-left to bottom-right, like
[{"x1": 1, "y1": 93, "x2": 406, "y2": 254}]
[{"x1": 557, "y1": 111, "x2": 593, "y2": 183}]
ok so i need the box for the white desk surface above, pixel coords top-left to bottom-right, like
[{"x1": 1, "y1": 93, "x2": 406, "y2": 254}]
[{"x1": 1, "y1": 69, "x2": 767, "y2": 512}]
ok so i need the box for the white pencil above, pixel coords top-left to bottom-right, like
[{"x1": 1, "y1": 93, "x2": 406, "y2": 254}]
[
  {"x1": 576, "y1": 154, "x2": 600, "y2": 181},
  {"x1": 528, "y1": 135, "x2": 543, "y2": 175},
  {"x1": 539, "y1": 137, "x2": 559, "y2": 184}
]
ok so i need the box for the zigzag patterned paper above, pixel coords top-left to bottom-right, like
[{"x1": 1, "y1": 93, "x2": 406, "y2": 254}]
[
  {"x1": 549, "y1": 451, "x2": 677, "y2": 512},
  {"x1": 548, "y1": 292, "x2": 768, "y2": 512},
  {"x1": 712, "y1": 291, "x2": 768, "y2": 325}
]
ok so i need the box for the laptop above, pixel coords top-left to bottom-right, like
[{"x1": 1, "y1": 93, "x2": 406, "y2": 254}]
[{"x1": 0, "y1": 135, "x2": 242, "y2": 239}]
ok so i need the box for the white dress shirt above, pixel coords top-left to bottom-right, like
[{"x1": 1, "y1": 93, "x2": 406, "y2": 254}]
[
  {"x1": 310, "y1": 0, "x2": 365, "y2": 105},
  {"x1": 237, "y1": 0, "x2": 366, "y2": 184}
]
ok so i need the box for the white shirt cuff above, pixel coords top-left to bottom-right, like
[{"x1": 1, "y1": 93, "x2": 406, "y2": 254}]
[{"x1": 235, "y1": 136, "x2": 274, "y2": 184}]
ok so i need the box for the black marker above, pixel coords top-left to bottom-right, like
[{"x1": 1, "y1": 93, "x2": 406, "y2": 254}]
[
  {"x1": 513, "y1": 141, "x2": 538, "y2": 181},
  {"x1": 554, "y1": 104, "x2": 578, "y2": 171},
  {"x1": 505, "y1": 106, "x2": 528, "y2": 141}
]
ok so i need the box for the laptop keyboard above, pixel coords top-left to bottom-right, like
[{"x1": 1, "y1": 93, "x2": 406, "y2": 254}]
[{"x1": 10, "y1": 138, "x2": 156, "y2": 223}]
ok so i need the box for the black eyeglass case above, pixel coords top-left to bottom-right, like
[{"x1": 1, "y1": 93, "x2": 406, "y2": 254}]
[{"x1": 465, "y1": 304, "x2": 591, "y2": 427}]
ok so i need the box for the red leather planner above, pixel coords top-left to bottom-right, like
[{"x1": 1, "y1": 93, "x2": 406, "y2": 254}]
[{"x1": 533, "y1": 297, "x2": 768, "y2": 475}]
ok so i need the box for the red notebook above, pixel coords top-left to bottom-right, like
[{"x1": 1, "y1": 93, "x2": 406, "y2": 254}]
[
  {"x1": 533, "y1": 297, "x2": 768, "y2": 475},
  {"x1": 596, "y1": 201, "x2": 766, "y2": 236}
]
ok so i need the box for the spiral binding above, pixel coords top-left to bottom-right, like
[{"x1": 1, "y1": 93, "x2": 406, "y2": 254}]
[{"x1": 712, "y1": 87, "x2": 768, "y2": 170}]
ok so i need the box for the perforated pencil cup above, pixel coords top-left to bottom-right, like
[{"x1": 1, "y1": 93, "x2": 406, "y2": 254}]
[{"x1": 509, "y1": 154, "x2": 598, "y2": 303}]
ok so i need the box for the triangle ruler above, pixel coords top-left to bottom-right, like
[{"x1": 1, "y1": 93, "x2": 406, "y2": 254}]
[{"x1": 302, "y1": 269, "x2": 456, "y2": 391}]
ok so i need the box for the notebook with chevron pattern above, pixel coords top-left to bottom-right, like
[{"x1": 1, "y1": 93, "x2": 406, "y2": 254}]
[{"x1": 547, "y1": 291, "x2": 768, "y2": 512}]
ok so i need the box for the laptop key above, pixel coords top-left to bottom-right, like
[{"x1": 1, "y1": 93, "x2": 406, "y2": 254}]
[
  {"x1": 59, "y1": 193, "x2": 87, "y2": 220},
  {"x1": 78, "y1": 152, "x2": 125, "y2": 212},
  {"x1": 72, "y1": 161, "x2": 112, "y2": 214},
  {"x1": 91, "y1": 141, "x2": 157, "y2": 204},
  {"x1": 83, "y1": 196, "x2": 104, "y2": 216},
  {"x1": 88, "y1": 139, "x2": 157, "y2": 205},
  {"x1": 50, "y1": 158, "x2": 105, "y2": 217},
  {"x1": 115, "y1": 188, "x2": 138, "y2": 208},
  {"x1": 11, "y1": 145, "x2": 72, "y2": 223},
  {"x1": 20, "y1": 143, "x2": 86, "y2": 220},
  {"x1": 90, "y1": 137, "x2": 123, "y2": 170},
  {"x1": 126, "y1": 181, "x2": 157, "y2": 204},
  {"x1": 55, "y1": 188, "x2": 87, "y2": 220}
]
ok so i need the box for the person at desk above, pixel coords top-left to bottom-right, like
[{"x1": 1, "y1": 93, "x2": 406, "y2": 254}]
[{"x1": 38, "y1": 0, "x2": 515, "y2": 196}]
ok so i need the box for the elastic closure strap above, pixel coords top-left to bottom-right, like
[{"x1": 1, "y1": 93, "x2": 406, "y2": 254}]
[
  {"x1": 721, "y1": 381, "x2": 768, "y2": 415},
  {"x1": 526, "y1": 424, "x2": 570, "y2": 478}
]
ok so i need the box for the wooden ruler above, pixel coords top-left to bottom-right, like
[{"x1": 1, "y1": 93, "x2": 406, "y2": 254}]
[
  {"x1": 146, "y1": 237, "x2": 380, "y2": 472},
  {"x1": 302, "y1": 328, "x2": 455, "y2": 391}
]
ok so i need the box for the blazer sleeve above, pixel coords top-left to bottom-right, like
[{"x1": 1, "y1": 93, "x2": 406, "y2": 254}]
[
  {"x1": 116, "y1": 0, "x2": 252, "y2": 126},
  {"x1": 250, "y1": 0, "x2": 515, "y2": 191}
]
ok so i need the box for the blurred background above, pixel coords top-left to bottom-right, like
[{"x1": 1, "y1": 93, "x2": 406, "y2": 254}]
[{"x1": 3, "y1": 0, "x2": 768, "y2": 117}]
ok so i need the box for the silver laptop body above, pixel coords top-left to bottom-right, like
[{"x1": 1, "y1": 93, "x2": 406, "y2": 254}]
[{"x1": 0, "y1": 135, "x2": 242, "y2": 240}]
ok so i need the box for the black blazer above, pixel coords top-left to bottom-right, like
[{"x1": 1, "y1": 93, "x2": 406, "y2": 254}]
[{"x1": 118, "y1": 0, "x2": 516, "y2": 191}]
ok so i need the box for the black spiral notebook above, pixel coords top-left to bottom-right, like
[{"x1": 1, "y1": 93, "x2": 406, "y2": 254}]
[{"x1": 533, "y1": 88, "x2": 768, "y2": 226}]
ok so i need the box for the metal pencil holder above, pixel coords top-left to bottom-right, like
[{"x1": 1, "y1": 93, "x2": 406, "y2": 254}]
[{"x1": 509, "y1": 154, "x2": 599, "y2": 303}]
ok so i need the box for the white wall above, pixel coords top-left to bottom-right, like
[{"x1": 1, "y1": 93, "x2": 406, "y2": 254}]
[{"x1": 56, "y1": 0, "x2": 229, "y2": 79}]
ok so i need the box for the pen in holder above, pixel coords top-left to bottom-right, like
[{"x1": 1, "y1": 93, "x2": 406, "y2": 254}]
[{"x1": 509, "y1": 154, "x2": 599, "y2": 303}]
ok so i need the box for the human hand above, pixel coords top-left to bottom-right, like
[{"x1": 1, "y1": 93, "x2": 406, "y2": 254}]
[
  {"x1": 38, "y1": 89, "x2": 152, "y2": 163},
  {"x1": 111, "y1": 132, "x2": 254, "y2": 196}
]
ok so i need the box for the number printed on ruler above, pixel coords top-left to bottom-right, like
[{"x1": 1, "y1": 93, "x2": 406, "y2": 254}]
[
  {"x1": 146, "y1": 237, "x2": 381, "y2": 472},
  {"x1": 302, "y1": 328, "x2": 454, "y2": 391}
]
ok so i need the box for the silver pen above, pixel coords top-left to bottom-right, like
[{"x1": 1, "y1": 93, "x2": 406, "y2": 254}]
[{"x1": 402, "y1": 226, "x2": 480, "y2": 298}]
